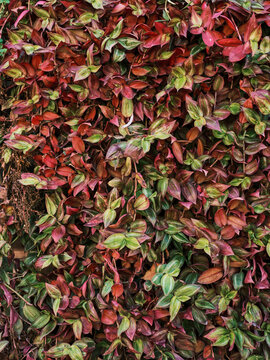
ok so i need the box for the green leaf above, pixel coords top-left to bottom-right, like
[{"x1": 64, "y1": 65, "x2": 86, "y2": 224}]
[
  {"x1": 194, "y1": 238, "x2": 209, "y2": 250},
  {"x1": 69, "y1": 345, "x2": 84, "y2": 360},
  {"x1": 103, "y1": 233, "x2": 126, "y2": 249},
  {"x1": 77, "y1": 12, "x2": 98, "y2": 24},
  {"x1": 164, "y1": 259, "x2": 181, "y2": 277},
  {"x1": 244, "y1": 302, "x2": 262, "y2": 324},
  {"x1": 174, "y1": 76, "x2": 186, "y2": 90},
  {"x1": 32, "y1": 313, "x2": 50, "y2": 329},
  {"x1": 267, "y1": 242, "x2": 270, "y2": 257},
  {"x1": 69, "y1": 84, "x2": 84, "y2": 92},
  {"x1": 161, "y1": 274, "x2": 175, "y2": 295},
  {"x1": 195, "y1": 298, "x2": 216, "y2": 310},
  {"x1": 160, "y1": 233, "x2": 171, "y2": 251},
  {"x1": 45, "y1": 194, "x2": 57, "y2": 216},
  {"x1": 234, "y1": 328, "x2": 244, "y2": 350},
  {"x1": 174, "y1": 284, "x2": 201, "y2": 298},
  {"x1": 85, "y1": 133, "x2": 105, "y2": 143},
  {"x1": 190, "y1": 45, "x2": 204, "y2": 56},
  {"x1": 47, "y1": 343, "x2": 71, "y2": 357},
  {"x1": 110, "y1": 198, "x2": 121, "y2": 210},
  {"x1": 206, "y1": 327, "x2": 230, "y2": 341},
  {"x1": 88, "y1": 65, "x2": 101, "y2": 73},
  {"x1": 46, "y1": 283, "x2": 61, "y2": 299},
  {"x1": 0, "y1": 341, "x2": 9, "y2": 353},
  {"x1": 103, "y1": 339, "x2": 121, "y2": 356},
  {"x1": 125, "y1": 236, "x2": 141, "y2": 250},
  {"x1": 172, "y1": 233, "x2": 189, "y2": 244},
  {"x1": 117, "y1": 316, "x2": 130, "y2": 336},
  {"x1": 194, "y1": 116, "x2": 206, "y2": 130},
  {"x1": 152, "y1": 273, "x2": 163, "y2": 285},
  {"x1": 243, "y1": 108, "x2": 260, "y2": 124},
  {"x1": 23, "y1": 304, "x2": 41, "y2": 322},
  {"x1": 33, "y1": 8, "x2": 50, "y2": 19},
  {"x1": 213, "y1": 335, "x2": 230, "y2": 347},
  {"x1": 241, "y1": 176, "x2": 251, "y2": 190},
  {"x1": 104, "y1": 209, "x2": 116, "y2": 228},
  {"x1": 169, "y1": 296, "x2": 181, "y2": 321},
  {"x1": 110, "y1": 19, "x2": 124, "y2": 39},
  {"x1": 113, "y1": 48, "x2": 126, "y2": 62},
  {"x1": 232, "y1": 272, "x2": 245, "y2": 291},
  {"x1": 48, "y1": 32, "x2": 65, "y2": 46},
  {"x1": 156, "y1": 294, "x2": 173, "y2": 308},
  {"x1": 118, "y1": 37, "x2": 141, "y2": 50},
  {"x1": 229, "y1": 103, "x2": 241, "y2": 115},
  {"x1": 36, "y1": 214, "x2": 52, "y2": 226},
  {"x1": 5, "y1": 68, "x2": 23, "y2": 79},
  {"x1": 187, "y1": 104, "x2": 203, "y2": 121},
  {"x1": 192, "y1": 306, "x2": 207, "y2": 325},
  {"x1": 53, "y1": 298, "x2": 61, "y2": 316},
  {"x1": 88, "y1": 0, "x2": 103, "y2": 9},
  {"x1": 74, "y1": 66, "x2": 91, "y2": 81},
  {"x1": 73, "y1": 320, "x2": 82, "y2": 340},
  {"x1": 157, "y1": 178, "x2": 169, "y2": 198},
  {"x1": 105, "y1": 38, "x2": 118, "y2": 52},
  {"x1": 255, "y1": 121, "x2": 266, "y2": 135},
  {"x1": 134, "y1": 194, "x2": 150, "y2": 211},
  {"x1": 229, "y1": 178, "x2": 243, "y2": 186},
  {"x1": 133, "y1": 338, "x2": 143, "y2": 355},
  {"x1": 101, "y1": 279, "x2": 114, "y2": 297},
  {"x1": 23, "y1": 44, "x2": 41, "y2": 55},
  {"x1": 177, "y1": 295, "x2": 191, "y2": 302},
  {"x1": 40, "y1": 320, "x2": 57, "y2": 340},
  {"x1": 122, "y1": 97, "x2": 133, "y2": 117}
]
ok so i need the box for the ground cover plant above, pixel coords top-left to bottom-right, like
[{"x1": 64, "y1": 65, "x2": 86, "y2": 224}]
[{"x1": 0, "y1": 0, "x2": 269, "y2": 359}]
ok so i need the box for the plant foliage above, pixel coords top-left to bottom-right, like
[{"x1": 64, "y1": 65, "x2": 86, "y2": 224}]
[{"x1": 0, "y1": 0, "x2": 270, "y2": 359}]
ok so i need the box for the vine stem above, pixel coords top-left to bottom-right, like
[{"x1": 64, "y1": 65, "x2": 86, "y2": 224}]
[
  {"x1": 243, "y1": 130, "x2": 246, "y2": 174},
  {"x1": 0, "y1": 13, "x2": 10, "y2": 37},
  {"x1": 133, "y1": 160, "x2": 138, "y2": 198},
  {"x1": 4, "y1": 283, "x2": 32, "y2": 306}
]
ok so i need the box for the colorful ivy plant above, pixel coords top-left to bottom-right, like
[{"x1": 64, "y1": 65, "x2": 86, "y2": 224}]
[{"x1": 0, "y1": 0, "x2": 270, "y2": 359}]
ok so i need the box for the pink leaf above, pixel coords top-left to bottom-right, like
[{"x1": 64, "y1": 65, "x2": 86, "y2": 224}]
[
  {"x1": 202, "y1": 30, "x2": 215, "y2": 47},
  {"x1": 14, "y1": 10, "x2": 29, "y2": 28},
  {"x1": 52, "y1": 225, "x2": 66, "y2": 243},
  {"x1": 167, "y1": 178, "x2": 181, "y2": 200}
]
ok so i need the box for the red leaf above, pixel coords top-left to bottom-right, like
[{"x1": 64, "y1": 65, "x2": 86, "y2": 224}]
[
  {"x1": 52, "y1": 225, "x2": 66, "y2": 243},
  {"x1": 43, "y1": 155, "x2": 58, "y2": 168},
  {"x1": 227, "y1": 45, "x2": 248, "y2": 62},
  {"x1": 227, "y1": 216, "x2": 246, "y2": 230},
  {"x1": 182, "y1": 182, "x2": 197, "y2": 204},
  {"x1": 0, "y1": 285, "x2": 12, "y2": 306},
  {"x1": 43, "y1": 112, "x2": 60, "y2": 121},
  {"x1": 172, "y1": 142, "x2": 183, "y2": 164},
  {"x1": 221, "y1": 225, "x2": 235, "y2": 240},
  {"x1": 121, "y1": 85, "x2": 134, "y2": 99},
  {"x1": 81, "y1": 316, "x2": 92, "y2": 335},
  {"x1": 202, "y1": 30, "x2": 215, "y2": 47},
  {"x1": 126, "y1": 317, "x2": 136, "y2": 341},
  {"x1": 216, "y1": 38, "x2": 243, "y2": 47},
  {"x1": 67, "y1": 224, "x2": 83, "y2": 235},
  {"x1": 214, "y1": 208, "x2": 227, "y2": 227},
  {"x1": 57, "y1": 166, "x2": 75, "y2": 177},
  {"x1": 72, "y1": 136, "x2": 85, "y2": 154},
  {"x1": 129, "y1": 80, "x2": 148, "y2": 90},
  {"x1": 111, "y1": 284, "x2": 123, "y2": 298},
  {"x1": 198, "y1": 268, "x2": 223, "y2": 284},
  {"x1": 101, "y1": 310, "x2": 117, "y2": 325},
  {"x1": 167, "y1": 178, "x2": 181, "y2": 200}
]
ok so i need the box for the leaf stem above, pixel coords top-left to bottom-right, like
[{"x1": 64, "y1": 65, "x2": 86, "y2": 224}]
[{"x1": 4, "y1": 283, "x2": 32, "y2": 306}]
